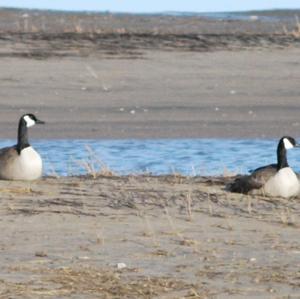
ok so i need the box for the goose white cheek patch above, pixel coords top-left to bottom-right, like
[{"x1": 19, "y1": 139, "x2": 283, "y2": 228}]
[
  {"x1": 283, "y1": 138, "x2": 294, "y2": 150},
  {"x1": 23, "y1": 115, "x2": 35, "y2": 128}
]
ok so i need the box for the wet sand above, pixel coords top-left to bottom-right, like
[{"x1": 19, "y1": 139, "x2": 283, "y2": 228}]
[
  {"x1": 1, "y1": 175, "x2": 300, "y2": 298},
  {"x1": 1, "y1": 48, "x2": 300, "y2": 139}
]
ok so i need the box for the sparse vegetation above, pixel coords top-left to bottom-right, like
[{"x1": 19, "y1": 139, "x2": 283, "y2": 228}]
[
  {"x1": 77, "y1": 145, "x2": 115, "y2": 178},
  {"x1": 0, "y1": 175, "x2": 299, "y2": 298},
  {"x1": 282, "y1": 15, "x2": 300, "y2": 37}
]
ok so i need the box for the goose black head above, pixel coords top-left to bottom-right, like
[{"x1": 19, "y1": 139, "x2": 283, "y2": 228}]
[
  {"x1": 280, "y1": 136, "x2": 299, "y2": 150},
  {"x1": 276, "y1": 136, "x2": 299, "y2": 170},
  {"x1": 22, "y1": 114, "x2": 45, "y2": 128}
]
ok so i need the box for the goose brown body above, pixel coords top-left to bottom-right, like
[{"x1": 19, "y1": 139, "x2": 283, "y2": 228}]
[
  {"x1": 0, "y1": 114, "x2": 44, "y2": 181},
  {"x1": 228, "y1": 136, "x2": 300, "y2": 198}
]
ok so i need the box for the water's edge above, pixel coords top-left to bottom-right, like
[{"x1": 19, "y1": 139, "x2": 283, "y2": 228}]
[{"x1": 1, "y1": 138, "x2": 296, "y2": 177}]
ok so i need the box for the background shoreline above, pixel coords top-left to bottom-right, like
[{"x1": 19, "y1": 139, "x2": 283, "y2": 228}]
[
  {"x1": 0, "y1": 8, "x2": 300, "y2": 140},
  {"x1": 1, "y1": 49, "x2": 300, "y2": 139}
]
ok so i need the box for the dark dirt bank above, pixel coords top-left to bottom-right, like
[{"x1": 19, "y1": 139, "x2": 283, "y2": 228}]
[
  {"x1": 1, "y1": 32, "x2": 300, "y2": 59},
  {"x1": 0, "y1": 8, "x2": 300, "y2": 59}
]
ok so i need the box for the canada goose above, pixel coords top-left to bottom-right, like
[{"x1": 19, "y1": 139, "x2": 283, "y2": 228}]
[
  {"x1": 0, "y1": 114, "x2": 45, "y2": 180},
  {"x1": 228, "y1": 136, "x2": 300, "y2": 198}
]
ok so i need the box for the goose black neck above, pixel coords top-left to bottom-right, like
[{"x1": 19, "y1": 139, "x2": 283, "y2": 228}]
[
  {"x1": 277, "y1": 142, "x2": 288, "y2": 170},
  {"x1": 16, "y1": 118, "x2": 30, "y2": 154}
]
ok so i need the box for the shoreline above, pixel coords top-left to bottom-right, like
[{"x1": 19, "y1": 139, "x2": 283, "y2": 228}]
[
  {"x1": 1, "y1": 7, "x2": 300, "y2": 34},
  {"x1": 0, "y1": 9, "x2": 300, "y2": 139},
  {"x1": 1, "y1": 32, "x2": 300, "y2": 59}
]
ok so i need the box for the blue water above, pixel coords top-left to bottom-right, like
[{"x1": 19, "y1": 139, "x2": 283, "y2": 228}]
[
  {"x1": 120, "y1": 10, "x2": 298, "y2": 22},
  {"x1": 0, "y1": 139, "x2": 298, "y2": 177},
  {"x1": 161, "y1": 11, "x2": 275, "y2": 21},
  {"x1": 4, "y1": 7, "x2": 298, "y2": 22}
]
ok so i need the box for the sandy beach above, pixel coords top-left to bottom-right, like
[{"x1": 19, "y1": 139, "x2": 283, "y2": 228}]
[
  {"x1": 0, "y1": 8, "x2": 300, "y2": 298},
  {"x1": 1, "y1": 175, "x2": 300, "y2": 298}
]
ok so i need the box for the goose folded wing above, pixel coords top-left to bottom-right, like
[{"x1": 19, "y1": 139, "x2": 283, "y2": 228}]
[{"x1": 228, "y1": 164, "x2": 277, "y2": 194}]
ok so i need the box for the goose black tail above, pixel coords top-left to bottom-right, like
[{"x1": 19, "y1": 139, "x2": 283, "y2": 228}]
[{"x1": 227, "y1": 175, "x2": 261, "y2": 194}]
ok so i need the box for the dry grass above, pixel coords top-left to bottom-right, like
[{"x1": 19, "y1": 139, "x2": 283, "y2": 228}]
[
  {"x1": 77, "y1": 145, "x2": 115, "y2": 178},
  {"x1": 278, "y1": 207, "x2": 295, "y2": 226},
  {"x1": 140, "y1": 213, "x2": 160, "y2": 247},
  {"x1": 185, "y1": 190, "x2": 193, "y2": 221},
  {"x1": 2, "y1": 266, "x2": 196, "y2": 298},
  {"x1": 282, "y1": 15, "x2": 300, "y2": 37},
  {"x1": 0, "y1": 186, "x2": 41, "y2": 195},
  {"x1": 0, "y1": 176, "x2": 299, "y2": 298}
]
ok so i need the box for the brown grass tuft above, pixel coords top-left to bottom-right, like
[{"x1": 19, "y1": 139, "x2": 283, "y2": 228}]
[{"x1": 3, "y1": 266, "x2": 196, "y2": 298}]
